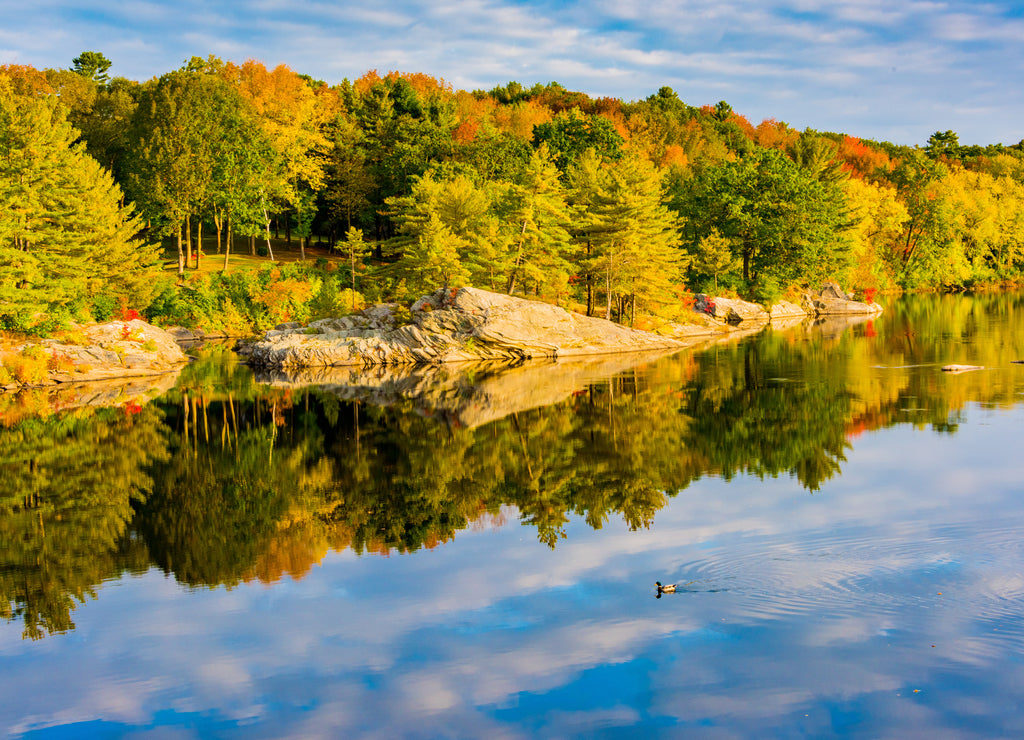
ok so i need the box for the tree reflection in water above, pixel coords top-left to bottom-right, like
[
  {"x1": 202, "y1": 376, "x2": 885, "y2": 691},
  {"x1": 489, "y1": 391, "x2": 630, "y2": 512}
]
[{"x1": 2, "y1": 291, "x2": 1023, "y2": 637}]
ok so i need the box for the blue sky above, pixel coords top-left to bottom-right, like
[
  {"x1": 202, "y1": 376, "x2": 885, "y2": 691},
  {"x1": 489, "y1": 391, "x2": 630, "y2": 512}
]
[{"x1": 2, "y1": 0, "x2": 1023, "y2": 146}]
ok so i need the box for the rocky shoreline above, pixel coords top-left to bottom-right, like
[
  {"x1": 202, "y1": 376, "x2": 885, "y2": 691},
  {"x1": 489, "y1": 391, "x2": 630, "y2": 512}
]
[
  {"x1": 1, "y1": 283, "x2": 882, "y2": 390},
  {"x1": 0, "y1": 319, "x2": 189, "y2": 392},
  {"x1": 240, "y1": 283, "x2": 882, "y2": 370}
]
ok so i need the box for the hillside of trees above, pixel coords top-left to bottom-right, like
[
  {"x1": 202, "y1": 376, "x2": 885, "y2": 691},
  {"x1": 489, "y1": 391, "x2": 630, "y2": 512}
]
[{"x1": 3, "y1": 52, "x2": 1024, "y2": 336}]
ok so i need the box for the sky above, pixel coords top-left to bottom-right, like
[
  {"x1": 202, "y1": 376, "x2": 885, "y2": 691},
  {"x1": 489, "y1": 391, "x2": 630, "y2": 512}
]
[{"x1": 1, "y1": 0, "x2": 1023, "y2": 146}]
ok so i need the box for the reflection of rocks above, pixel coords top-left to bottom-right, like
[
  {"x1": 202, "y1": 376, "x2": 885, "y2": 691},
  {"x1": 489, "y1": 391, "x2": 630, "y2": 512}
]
[
  {"x1": 242, "y1": 287, "x2": 688, "y2": 369},
  {"x1": 808, "y1": 312, "x2": 878, "y2": 339},
  {"x1": 256, "y1": 350, "x2": 681, "y2": 429},
  {"x1": 0, "y1": 371, "x2": 182, "y2": 425},
  {"x1": 769, "y1": 314, "x2": 808, "y2": 332},
  {"x1": 2, "y1": 320, "x2": 189, "y2": 390}
]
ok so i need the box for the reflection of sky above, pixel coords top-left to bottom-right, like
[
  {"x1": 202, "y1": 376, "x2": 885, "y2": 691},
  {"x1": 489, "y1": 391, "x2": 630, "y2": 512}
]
[{"x1": 4, "y1": 405, "x2": 1024, "y2": 737}]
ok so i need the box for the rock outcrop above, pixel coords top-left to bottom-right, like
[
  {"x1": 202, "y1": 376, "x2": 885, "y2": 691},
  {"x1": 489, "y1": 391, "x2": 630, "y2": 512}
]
[
  {"x1": 1, "y1": 320, "x2": 189, "y2": 390},
  {"x1": 695, "y1": 294, "x2": 770, "y2": 323},
  {"x1": 241, "y1": 287, "x2": 687, "y2": 369},
  {"x1": 694, "y1": 283, "x2": 882, "y2": 324},
  {"x1": 768, "y1": 300, "x2": 807, "y2": 319},
  {"x1": 803, "y1": 282, "x2": 883, "y2": 316}
]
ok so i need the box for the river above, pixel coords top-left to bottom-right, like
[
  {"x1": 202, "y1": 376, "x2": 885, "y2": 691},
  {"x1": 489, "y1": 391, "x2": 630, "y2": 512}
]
[{"x1": 2, "y1": 291, "x2": 1023, "y2": 738}]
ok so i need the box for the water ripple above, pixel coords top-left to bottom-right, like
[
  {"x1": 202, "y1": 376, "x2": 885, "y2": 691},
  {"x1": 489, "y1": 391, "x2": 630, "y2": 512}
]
[{"x1": 669, "y1": 519, "x2": 1024, "y2": 650}]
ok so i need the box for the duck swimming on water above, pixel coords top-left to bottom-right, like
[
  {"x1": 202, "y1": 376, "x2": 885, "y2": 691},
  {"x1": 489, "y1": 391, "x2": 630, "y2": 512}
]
[{"x1": 655, "y1": 581, "x2": 677, "y2": 594}]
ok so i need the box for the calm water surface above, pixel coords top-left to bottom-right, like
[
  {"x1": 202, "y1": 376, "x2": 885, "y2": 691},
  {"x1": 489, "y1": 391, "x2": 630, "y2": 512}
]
[{"x1": 2, "y1": 292, "x2": 1024, "y2": 738}]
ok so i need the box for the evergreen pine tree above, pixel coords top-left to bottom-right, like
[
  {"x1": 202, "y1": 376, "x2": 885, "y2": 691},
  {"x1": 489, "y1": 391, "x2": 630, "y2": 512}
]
[{"x1": 0, "y1": 78, "x2": 159, "y2": 331}]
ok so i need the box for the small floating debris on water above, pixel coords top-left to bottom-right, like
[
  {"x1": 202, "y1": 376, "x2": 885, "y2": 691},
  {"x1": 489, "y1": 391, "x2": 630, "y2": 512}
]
[
  {"x1": 941, "y1": 364, "x2": 984, "y2": 373},
  {"x1": 871, "y1": 364, "x2": 932, "y2": 369}
]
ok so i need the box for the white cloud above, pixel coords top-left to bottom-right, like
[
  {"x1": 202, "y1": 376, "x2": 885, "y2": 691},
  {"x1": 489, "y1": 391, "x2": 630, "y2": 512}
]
[{"x1": 3, "y1": 0, "x2": 1022, "y2": 142}]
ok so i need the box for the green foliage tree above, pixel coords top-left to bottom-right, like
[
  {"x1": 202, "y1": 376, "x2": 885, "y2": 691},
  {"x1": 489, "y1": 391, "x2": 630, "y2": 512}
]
[
  {"x1": 576, "y1": 152, "x2": 686, "y2": 322},
  {"x1": 324, "y1": 116, "x2": 374, "y2": 232},
  {"x1": 886, "y1": 151, "x2": 955, "y2": 286},
  {"x1": 500, "y1": 144, "x2": 574, "y2": 296},
  {"x1": 532, "y1": 108, "x2": 625, "y2": 174},
  {"x1": 401, "y1": 212, "x2": 470, "y2": 292},
  {"x1": 125, "y1": 69, "x2": 272, "y2": 274},
  {"x1": 387, "y1": 170, "x2": 508, "y2": 290},
  {"x1": 71, "y1": 51, "x2": 112, "y2": 84},
  {"x1": 925, "y1": 130, "x2": 961, "y2": 161},
  {"x1": 788, "y1": 132, "x2": 848, "y2": 184},
  {"x1": 675, "y1": 146, "x2": 851, "y2": 296},
  {"x1": 692, "y1": 229, "x2": 742, "y2": 291},
  {"x1": 342, "y1": 226, "x2": 367, "y2": 309},
  {"x1": 0, "y1": 78, "x2": 159, "y2": 331}
]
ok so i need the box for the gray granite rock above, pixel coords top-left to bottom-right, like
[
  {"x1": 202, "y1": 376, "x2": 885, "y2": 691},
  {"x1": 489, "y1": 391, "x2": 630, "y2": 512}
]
[
  {"x1": 242, "y1": 287, "x2": 688, "y2": 369},
  {"x1": 2, "y1": 320, "x2": 189, "y2": 390}
]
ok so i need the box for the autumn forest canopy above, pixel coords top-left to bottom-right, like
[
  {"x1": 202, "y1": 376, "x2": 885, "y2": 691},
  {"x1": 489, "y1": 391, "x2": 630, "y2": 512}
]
[{"x1": 3, "y1": 51, "x2": 1024, "y2": 335}]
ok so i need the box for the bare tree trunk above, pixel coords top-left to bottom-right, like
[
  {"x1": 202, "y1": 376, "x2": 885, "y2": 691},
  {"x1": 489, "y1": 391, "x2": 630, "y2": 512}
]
[
  {"x1": 605, "y1": 259, "x2": 613, "y2": 321},
  {"x1": 196, "y1": 219, "x2": 203, "y2": 269},
  {"x1": 260, "y1": 196, "x2": 275, "y2": 260},
  {"x1": 506, "y1": 219, "x2": 529, "y2": 295},
  {"x1": 222, "y1": 216, "x2": 231, "y2": 272},
  {"x1": 214, "y1": 210, "x2": 222, "y2": 254},
  {"x1": 586, "y1": 241, "x2": 593, "y2": 316},
  {"x1": 185, "y1": 215, "x2": 193, "y2": 269},
  {"x1": 176, "y1": 223, "x2": 184, "y2": 276}
]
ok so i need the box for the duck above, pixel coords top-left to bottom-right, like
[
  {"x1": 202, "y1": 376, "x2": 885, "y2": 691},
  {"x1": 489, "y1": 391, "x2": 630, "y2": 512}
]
[{"x1": 655, "y1": 581, "x2": 677, "y2": 594}]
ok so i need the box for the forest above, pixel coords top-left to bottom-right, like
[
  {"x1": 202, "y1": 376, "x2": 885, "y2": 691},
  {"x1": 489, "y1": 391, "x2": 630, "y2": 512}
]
[{"x1": 3, "y1": 51, "x2": 1024, "y2": 337}]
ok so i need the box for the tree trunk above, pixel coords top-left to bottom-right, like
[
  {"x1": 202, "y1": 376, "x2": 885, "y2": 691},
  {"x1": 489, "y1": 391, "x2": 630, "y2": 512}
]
[
  {"x1": 506, "y1": 219, "x2": 529, "y2": 295},
  {"x1": 176, "y1": 223, "x2": 184, "y2": 276},
  {"x1": 263, "y1": 213, "x2": 275, "y2": 260},
  {"x1": 585, "y1": 240, "x2": 593, "y2": 316},
  {"x1": 222, "y1": 217, "x2": 231, "y2": 272},
  {"x1": 185, "y1": 216, "x2": 193, "y2": 269},
  {"x1": 214, "y1": 211, "x2": 223, "y2": 254},
  {"x1": 196, "y1": 220, "x2": 203, "y2": 269},
  {"x1": 605, "y1": 258, "x2": 613, "y2": 321}
]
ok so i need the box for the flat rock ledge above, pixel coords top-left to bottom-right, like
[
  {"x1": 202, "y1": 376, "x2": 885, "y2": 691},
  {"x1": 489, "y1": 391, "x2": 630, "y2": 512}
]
[
  {"x1": 240, "y1": 287, "x2": 688, "y2": 369},
  {"x1": 1, "y1": 320, "x2": 189, "y2": 391}
]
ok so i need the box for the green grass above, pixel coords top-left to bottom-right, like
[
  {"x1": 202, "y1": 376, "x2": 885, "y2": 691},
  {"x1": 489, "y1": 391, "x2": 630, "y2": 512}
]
[{"x1": 159, "y1": 234, "x2": 346, "y2": 276}]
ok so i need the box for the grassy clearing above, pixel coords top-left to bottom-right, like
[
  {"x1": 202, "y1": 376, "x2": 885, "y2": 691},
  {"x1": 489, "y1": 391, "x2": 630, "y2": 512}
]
[{"x1": 158, "y1": 234, "x2": 346, "y2": 276}]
